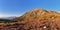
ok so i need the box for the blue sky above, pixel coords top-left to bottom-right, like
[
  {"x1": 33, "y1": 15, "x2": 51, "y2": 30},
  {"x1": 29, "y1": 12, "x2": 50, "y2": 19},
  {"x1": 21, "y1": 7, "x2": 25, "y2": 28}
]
[{"x1": 0, "y1": 0, "x2": 60, "y2": 17}]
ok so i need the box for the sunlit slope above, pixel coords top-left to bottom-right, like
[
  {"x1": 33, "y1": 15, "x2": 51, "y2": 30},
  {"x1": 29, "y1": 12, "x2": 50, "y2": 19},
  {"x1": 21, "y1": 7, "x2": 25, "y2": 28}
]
[
  {"x1": 14, "y1": 8, "x2": 60, "y2": 20},
  {"x1": 0, "y1": 8, "x2": 60, "y2": 30},
  {"x1": 13, "y1": 8, "x2": 60, "y2": 27}
]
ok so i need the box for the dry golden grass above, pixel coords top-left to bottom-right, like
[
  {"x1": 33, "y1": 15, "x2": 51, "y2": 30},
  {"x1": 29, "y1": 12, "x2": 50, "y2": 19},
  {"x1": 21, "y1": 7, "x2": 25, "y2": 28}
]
[{"x1": 0, "y1": 8, "x2": 60, "y2": 30}]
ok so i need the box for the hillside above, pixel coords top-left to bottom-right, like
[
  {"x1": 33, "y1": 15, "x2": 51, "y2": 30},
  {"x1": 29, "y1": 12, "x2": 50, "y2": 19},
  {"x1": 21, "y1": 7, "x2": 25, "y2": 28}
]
[
  {"x1": 0, "y1": 8, "x2": 60, "y2": 30},
  {"x1": 14, "y1": 8, "x2": 60, "y2": 22},
  {"x1": 13, "y1": 8, "x2": 60, "y2": 30}
]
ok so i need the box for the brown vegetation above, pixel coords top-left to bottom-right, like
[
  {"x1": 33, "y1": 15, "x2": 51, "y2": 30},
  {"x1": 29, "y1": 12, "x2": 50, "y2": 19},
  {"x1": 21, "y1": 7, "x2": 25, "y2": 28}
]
[{"x1": 0, "y1": 8, "x2": 60, "y2": 30}]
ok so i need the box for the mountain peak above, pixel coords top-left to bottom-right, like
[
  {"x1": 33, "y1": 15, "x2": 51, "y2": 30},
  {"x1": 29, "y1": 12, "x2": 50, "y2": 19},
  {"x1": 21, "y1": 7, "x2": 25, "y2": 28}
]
[
  {"x1": 33, "y1": 8, "x2": 43, "y2": 10},
  {"x1": 14, "y1": 8, "x2": 60, "y2": 22},
  {"x1": 24, "y1": 8, "x2": 57, "y2": 17}
]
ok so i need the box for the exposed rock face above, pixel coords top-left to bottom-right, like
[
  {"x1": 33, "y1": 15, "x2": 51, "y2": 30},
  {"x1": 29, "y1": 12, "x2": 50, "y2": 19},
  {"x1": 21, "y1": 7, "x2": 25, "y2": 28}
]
[{"x1": 0, "y1": 8, "x2": 60, "y2": 30}]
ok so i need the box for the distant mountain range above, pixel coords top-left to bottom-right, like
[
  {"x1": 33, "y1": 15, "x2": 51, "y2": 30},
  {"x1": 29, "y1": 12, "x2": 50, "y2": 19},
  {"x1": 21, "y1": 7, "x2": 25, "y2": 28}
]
[
  {"x1": 0, "y1": 16, "x2": 17, "y2": 20},
  {"x1": 0, "y1": 16, "x2": 17, "y2": 22}
]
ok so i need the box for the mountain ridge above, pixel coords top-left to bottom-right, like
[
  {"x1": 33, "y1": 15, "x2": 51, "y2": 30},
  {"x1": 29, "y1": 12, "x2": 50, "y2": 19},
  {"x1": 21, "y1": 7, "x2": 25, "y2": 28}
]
[
  {"x1": 13, "y1": 8, "x2": 60, "y2": 30},
  {"x1": 14, "y1": 8, "x2": 60, "y2": 22},
  {"x1": 0, "y1": 8, "x2": 60, "y2": 30}
]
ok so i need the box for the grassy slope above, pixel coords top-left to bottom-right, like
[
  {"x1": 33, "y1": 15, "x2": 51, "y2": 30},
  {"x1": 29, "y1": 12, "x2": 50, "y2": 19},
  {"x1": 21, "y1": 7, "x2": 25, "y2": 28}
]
[{"x1": 0, "y1": 8, "x2": 60, "y2": 30}]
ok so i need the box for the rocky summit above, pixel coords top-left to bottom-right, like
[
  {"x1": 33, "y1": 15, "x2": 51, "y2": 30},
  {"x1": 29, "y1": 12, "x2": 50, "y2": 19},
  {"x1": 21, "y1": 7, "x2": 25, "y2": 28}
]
[{"x1": 0, "y1": 8, "x2": 60, "y2": 30}]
